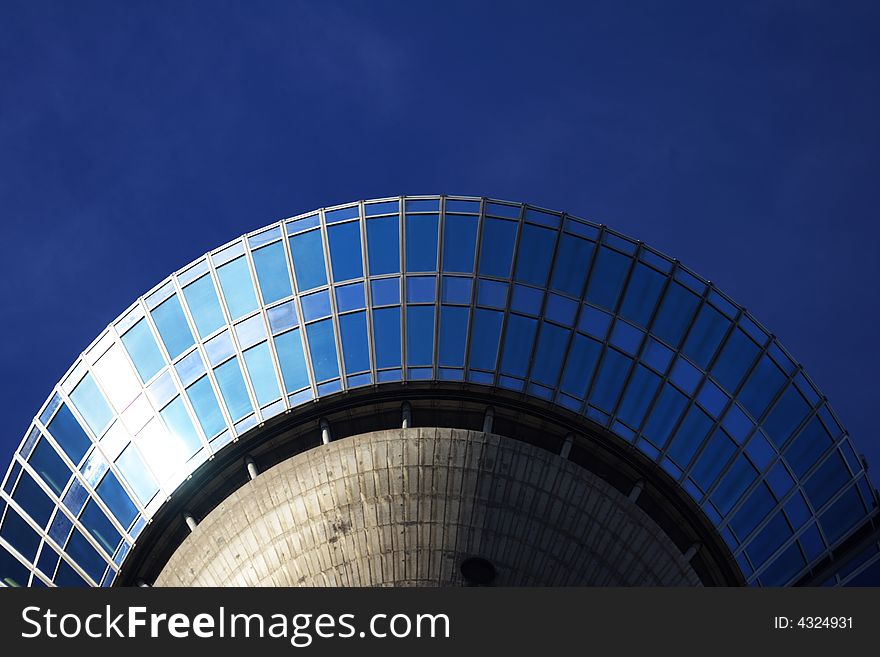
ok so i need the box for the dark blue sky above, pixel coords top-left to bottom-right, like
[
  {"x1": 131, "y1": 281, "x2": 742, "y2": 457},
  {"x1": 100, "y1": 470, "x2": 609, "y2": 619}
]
[{"x1": 1, "y1": 1, "x2": 878, "y2": 485}]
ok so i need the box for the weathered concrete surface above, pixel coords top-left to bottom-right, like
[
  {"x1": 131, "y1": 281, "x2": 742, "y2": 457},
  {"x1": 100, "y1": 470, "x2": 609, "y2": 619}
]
[{"x1": 156, "y1": 428, "x2": 700, "y2": 586}]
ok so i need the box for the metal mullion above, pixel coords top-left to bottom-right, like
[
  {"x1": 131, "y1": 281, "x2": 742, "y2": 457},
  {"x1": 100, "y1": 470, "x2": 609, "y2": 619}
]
[
  {"x1": 359, "y1": 200, "x2": 378, "y2": 381},
  {"x1": 0, "y1": 534, "x2": 41, "y2": 584},
  {"x1": 243, "y1": 220, "x2": 292, "y2": 412},
  {"x1": 280, "y1": 222, "x2": 319, "y2": 399},
  {"x1": 319, "y1": 207, "x2": 347, "y2": 389},
  {"x1": 431, "y1": 196, "x2": 446, "y2": 378},
  {"x1": 491, "y1": 202, "x2": 527, "y2": 388},
  {"x1": 204, "y1": 245, "x2": 265, "y2": 425},
  {"x1": 399, "y1": 197, "x2": 408, "y2": 377},
  {"x1": 461, "y1": 198, "x2": 486, "y2": 377},
  {"x1": 521, "y1": 210, "x2": 566, "y2": 391}
]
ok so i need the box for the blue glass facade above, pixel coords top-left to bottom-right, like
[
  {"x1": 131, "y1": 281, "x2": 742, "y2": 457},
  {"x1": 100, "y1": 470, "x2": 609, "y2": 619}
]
[{"x1": 0, "y1": 195, "x2": 876, "y2": 587}]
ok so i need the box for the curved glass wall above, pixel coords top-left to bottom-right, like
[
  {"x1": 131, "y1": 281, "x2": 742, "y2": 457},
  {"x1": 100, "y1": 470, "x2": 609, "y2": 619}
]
[{"x1": 0, "y1": 196, "x2": 876, "y2": 587}]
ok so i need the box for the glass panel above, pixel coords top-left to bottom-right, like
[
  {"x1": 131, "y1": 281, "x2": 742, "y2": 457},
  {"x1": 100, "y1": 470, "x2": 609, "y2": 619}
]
[
  {"x1": 305, "y1": 319, "x2": 339, "y2": 381},
  {"x1": 510, "y1": 284, "x2": 543, "y2": 315},
  {"x1": 805, "y1": 451, "x2": 851, "y2": 510},
  {"x1": 469, "y1": 309, "x2": 503, "y2": 371},
  {"x1": 739, "y1": 356, "x2": 787, "y2": 421},
  {"x1": 2, "y1": 507, "x2": 41, "y2": 560},
  {"x1": 366, "y1": 216, "x2": 400, "y2": 275},
  {"x1": 65, "y1": 530, "x2": 105, "y2": 583},
  {"x1": 204, "y1": 330, "x2": 235, "y2": 365},
  {"x1": 585, "y1": 246, "x2": 630, "y2": 311},
  {"x1": 96, "y1": 471, "x2": 137, "y2": 527},
  {"x1": 763, "y1": 385, "x2": 811, "y2": 448},
  {"x1": 158, "y1": 396, "x2": 202, "y2": 458},
  {"x1": 501, "y1": 315, "x2": 537, "y2": 377},
  {"x1": 370, "y1": 277, "x2": 400, "y2": 306},
  {"x1": 442, "y1": 214, "x2": 477, "y2": 272},
  {"x1": 785, "y1": 416, "x2": 832, "y2": 477},
  {"x1": 820, "y1": 487, "x2": 865, "y2": 544},
  {"x1": 93, "y1": 344, "x2": 141, "y2": 412},
  {"x1": 121, "y1": 318, "x2": 166, "y2": 382},
  {"x1": 274, "y1": 330, "x2": 310, "y2": 392},
  {"x1": 335, "y1": 282, "x2": 365, "y2": 312},
  {"x1": 405, "y1": 214, "x2": 438, "y2": 272},
  {"x1": 48, "y1": 404, "x2": 91, "y2": 463},
  {"x1": 683, "y1": 304, "x2": 729, "y2": 369},
  {"x1": 406, "y1": 276, "x2": 436, "y2": 303},
  {"x1": 619, "y1": 262, "x2": 665, "y2": 327},
  {"x1": 617, "y1": 365, "x2": 661, "y2": 429},
  {"x1": 289, "y1": 230, "x2": 328, "y2": 291},
  {"x1": 651, "y1": 282, "x2": 699, "y2": 348},
  {"x1": 69, "y1": 374, "x2": 113, "y2": 437},
  {"x1": 590, "y1": 349, "x2": 631, "y2": 412},
  {"x1": 214, "y1": 358, "x2": 253, "y2": 421},
  {"x1": 690, "y1": 430, "x2": 736, "y2": 490},
  {"x1": 545, "y1": 294, "x2": 577, "y2": 325},
  {"x1": 325, "y1": 205, "x2": 359, "y2": 223},
  {"x1": 439, "y1": 306, "x2": 469, "y2": 367},
  {"x1": 642, "y1": 384, "x2": 688, "y2": 448},
  {"x1": 441, "y1": 276, "x2": 472, "y2": 304},
  {"x1": 478, "y1": 218, "x2": 517, "y2": 278},
  {"x1": 267, "y1": 301, "x2": 298, "y2": 334},
  {"x1": 477, "y1": 279, "x2": 508, "y2": 308},
  {"x1": 328, "y1": 221, "x2": 364, "y2": 282},
  {"x1": 216, "y1": 257, "x2": 258, "y2": 320},
  {"x1": 150, "y1": 295, "x2": 195, "y2": 359},
  {"x1": 12, "y1": 472, "x2": 54, "y2": 526},
  {"x1": 186, "y1": 376, "x2": 226, "y2": 438},
  {"x1": 514, "y1": 224, "x2": 556, "y2": 286},
  {"x1": 712, "y1": 328, "x2": 759, "y2": 394},
  {"x1": 252, "y1": 241, "x2": 292, "y2": 304},
  {"x1": 560, "y1": 334, "x2": 601, "y2": 399},
  {"x1": 79, "y1": 500, "x2": 120, "y2": 555},
  {"x1": 730, "y1": 483, "x2": 775, "y2": 539},
  {"x1": 174, "y1": 349, "x2": 205, "y2": 386},
  {"x1": 242, "y1": 342, "x2": 281, "y2": 406},
  {"x1": 406, "y1": 306, "x2": 435, "y2": 366},
  {"x1": 551, "y1": 233, "x2": 593, "y2": 297},
  {"x1": 531, "y1": 323, "x2": 568, "y2": 386},
  {"x1": 182, "y1": 274, "x2": 225, "y2": 338},
  {"x1": 339, "y1": 311, "x2": 370, "y2": 373},
  {"x1": 372, "y1": 307, "x2": 401, "y2": 369},
  {"x1": 667, "y1": 406, "x2": 713, "y2": 467},
  {"x1": 28, "y1": 438, "x2": 69, "y2": 496},
  {"x1": 301, "y1": 290, "x2": 332, "y2": 321},
  {"x1": 114, "y1": 444, "x2": 158, "y2": 505}
]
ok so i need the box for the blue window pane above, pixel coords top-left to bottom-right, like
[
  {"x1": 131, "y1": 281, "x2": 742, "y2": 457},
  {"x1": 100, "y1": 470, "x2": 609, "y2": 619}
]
[
  {"x1": 642, "y1": 384, "x2": 688, "y2": 448},
  {"x1": 301, "y1": 290, "x2": 332, "y2": 321},
  {"x1": 617, "y1": 365, "x2": 660, "y2": 429},
  {"x1": 691, "y1": 430, "x2": 736, "y2": 490},
  {"x1": 289, "y1": 230, "x2": 328, "y2": 291},
  {"x1": 469, "y1": 309, "x2": 503, "y2": 371},
  {"x1": 336, "y1": 282, "x2": 365, "y2": 312},
  {"x1": 620, "y1": 263, "x2": 665, "y2": 326},
  {"x1": 759, "y1": 542, "x2": 805, "y2": 586},
  {"x1": 501, "y1": 314, "x2": 537, "y2": 377},
  {"x1": 13, "y1": 472, "x2": 54, "y2": 526},
  {"x1": 511, "y1": 284, "x2": 543, "y2": 314},
  {"x1": 667, "y1": 406, "x2": 713, "y2": 467},
  {"x1": 406, "y1": 276, "x2": 436, "y2": 303},
  {"x1": 151, "y1": 295, "x2": 194, "y2": 359},
  {"x1": 121, "y1": 319, "x2": 165, "y2": 383},
  {"x1": 405, "y1": 214, "x2": 438, "y2": 272},
  {"x1": 96, "y1": 471, "x2": 137, "y2": 528},
  {"x1": 406, "y1": 306, "x2": 435, "y2": 366},
  {"x1": 578, "y1": 305, "x2": 611, "y2": 338},
  {"x1": 306, "y1": 319, "x2": 339, "y2": 381},
  {"x1": 590, "y1": 349, "x2": 632, "y2": 412},
  {"x1": 610, "y1": 321, "x2": 644, "y2": 355},
  {"x1": 28, "y1": 438, "x2": 69, "y2": 495},
  {"x1": 785, "y1": 416, "x2": 832, "y2": 477},
  {"x1": 442, "y1": 215, "x2": 477, "y2": 272},
  {"x1": 439, "y1": 306, "x2": 469, "y2": 367},
  {"x1": 182, "y1": 275, "x2": 226, "y2": 338},
  {"x1": 328, "y1": 221, "x2": 364, "y2": 282},
  {"x1": 115, "y1": 444, "x2": 158, "y2": 505},
  {"x1": 730, "y1": 483, "x2": 775, "y2": 539},
  {"x1": 159, "y1": 397, "x2": 202, "y2": 458},
  {"x1": 274, "y1": 330, "x2": 310, "y2": 392},
  {"x1": 532, "y1": 323, "x2": 569, "y2": 386},
  {"x1": 514, "y1": 224, "x2": 556, "y2": 286},
  {"x1": 325, "y1": 205, "x2": 359, "y2": 223},
  {"x1": 651, "y1": 283, "x2": 700, "y2": 348},
  {"x1": 214, "y1": 358, "x2": 253, "y2": 421},
  {"x1": 186, "y1": 376, "x2": 226, "y2": 438},
  {"x1": 711, "y1": 328, "x2": 760, "y2": 393},
  {"x1": 670, "y1": 357, "x2": 702, "y2": 394},
  {"x1": 478, "y1": 218, "x2": 517, "y2": 278},
  {"x1": 217, "y1": 257, "x2": 259, "y2": 320},
  {"x1": 805, "y1": 451, "x2": 850, "y2": 510},
  {"x1": 339, "y1": 311, "x2": 370, "y2": 373},
  {"x1": 1, "y1": 540, "x2": 32, "y2": 586},
  {"x1": 370, "y1": 277, "x2": 400, "y2": 306},
  {"x1": 252, "y1": 241, "x2": 293, "y2": 304},
  {"x1": 1, "y1": 507, "x2": 40, "y2": 562},
  {"x1": 763, "y1": 385, "x2": 811, "y2": 448},
  {"x1": 585, "y1": 247, "x2": 631, "y2": 311},
  {"x1": 697, "y1": 380, "x2": 728, "y2": 418},
  {"x1": 65, "y1": 530, "x2": 105, "y2": 583},
  {"x1": 48, "y1": 404, "x2": 91, "y2": 463},
  {"x1": 441, "y1": 276, "x2": 471, "y2": 304},
  {"x1": 367, "y1": 216, "x2": 400, "y2": 275},
  {"x1": 560, "y1": 334, "x2": 602, "y2": 399},
  {"x1": 366, "y1": 200, "x2": 399, "y2": 215},
  {"x1": 820, "y1": 487, "x2": 865, "y2": 544},
  {"x1": 545, "y1": 294, "x2": 577, "y2": 325},
  {"x1": 551, "y1": 233, "x2": 593, "y2": 297},
  {"x1": 373, "y1": 307, "x2": 401, "y2": 368},
  {"x1": 477, "y1": 279, "x2": 508, "y2": 308},
  {"x1": 683, "y1": 305, "x2": 729, "y2": 369},
  {"x1": 711, "y1": 455, "x2": 758, "y2": 515},
  {"x1": 642, "y1": 338, "x2": 673, "y2": 373},
  {"x1": 54, "y1": 560, "x2": 88, "y2": 587},
  {"x1": 79, "y1": 500, "x2": 120, "y2": 555},
  {"x1": 69, "y1": 374, "x2": 112, "y2": 437},
  {"x1": 243, "y1": 342, "x2": 281, "y2": 406},
  {"x1": 745, "y1": 512, "x2": 792, "y2": 568},
  {"x1": 739, "y1": 356, "x2": 787, "y2": 421}
]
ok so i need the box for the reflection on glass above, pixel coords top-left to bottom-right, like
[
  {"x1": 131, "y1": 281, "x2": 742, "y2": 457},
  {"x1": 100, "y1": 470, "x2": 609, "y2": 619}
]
[
  {"x1": 372, "y1": 307, "x2": 401, "y2": 369},
  {"x1": 150, "y1": 295, "x2": 195, "y2": 359},
  {"x1": 182, "y1": 275, "x2": 225, "y2": 338},
  {"x1": 289, "y1": 230, "x2": 328, "y2": 291},
  {"x1": 305, "y1": 319, "x2": 339, "y2": 382},
  {"x1": 214, "y1": 358, "x2": 253, "y2": 421},
  {"x1": 274, "y1": 330, "x2": 310, "y2": 392},
  {"x1": 339, "y1": 311, "x2": 370, "y2": 373},
  {"x1": 406, "y1": 306, "x2": 434, "y2": 366},
  {"x1": 242, "y1": 342, "x2": 281, "y2": 406},
  {"x1": 252, "y1": 241, "x2": 293, "y2": 304},
  {"x1": 328, "y1": 222, "x2": 364, "y2": 282},
  {"x1": 367, "y1": 216, "x2": 399, "y2": 275},
  {"x1": 186, "y1": 376, "x2": 226, "y2": 438},
  {"x1": 216, "y1": 257, "x2": 259, "y2": 320},
  {"x1": 442, "y1": 215, "x2": 477, "y2": 272},
  {"x1": 121, "y1": 319, "x2": 165, "y2": 383},
  {"x1": 478, "y1": 218, "x2": 517, "y2": 278},
  {"x1": 405, "y1": 214, "x2": 438, "y2": 272}
]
